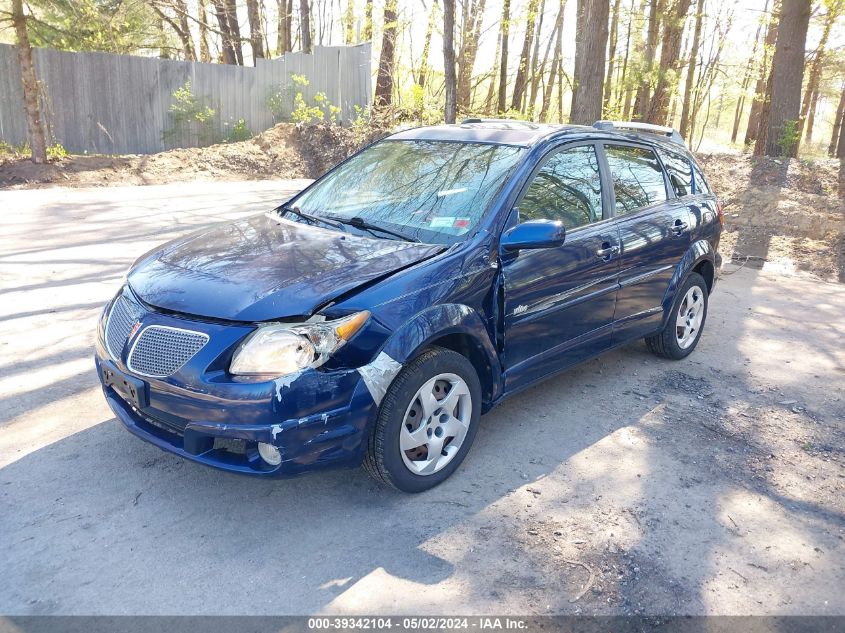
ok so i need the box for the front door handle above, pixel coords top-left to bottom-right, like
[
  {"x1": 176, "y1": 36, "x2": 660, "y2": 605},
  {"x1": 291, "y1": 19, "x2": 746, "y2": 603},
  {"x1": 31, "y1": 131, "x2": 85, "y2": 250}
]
[
  {"x1": 596, "y1": 243, "x2": 620, "y2": 260},
  {"x1": 671, "y1": 219, "x2": 689, "y2": 235}
]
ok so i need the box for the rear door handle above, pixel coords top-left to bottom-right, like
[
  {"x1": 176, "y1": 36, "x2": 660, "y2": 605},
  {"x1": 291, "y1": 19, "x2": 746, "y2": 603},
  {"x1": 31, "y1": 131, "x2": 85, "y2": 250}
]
[{"x1": 596, "y1": 244, "x2": 620, "y2": 260}]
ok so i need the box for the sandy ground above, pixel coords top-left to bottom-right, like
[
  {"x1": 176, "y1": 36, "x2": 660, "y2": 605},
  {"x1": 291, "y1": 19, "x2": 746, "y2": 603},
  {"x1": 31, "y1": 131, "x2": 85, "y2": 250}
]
[{"x1": 0, "y1": 181, "x2": 843, "y2": 616}]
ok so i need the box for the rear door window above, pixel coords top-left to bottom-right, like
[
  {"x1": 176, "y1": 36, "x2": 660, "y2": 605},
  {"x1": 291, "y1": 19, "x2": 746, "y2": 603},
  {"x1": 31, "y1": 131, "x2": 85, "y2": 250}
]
[
  {"x1": 603, "y1": 145, "x2": 668, "y2": 215},
  {"x1": 656, "y1": 147, "x2": 693, "y2": 197}
]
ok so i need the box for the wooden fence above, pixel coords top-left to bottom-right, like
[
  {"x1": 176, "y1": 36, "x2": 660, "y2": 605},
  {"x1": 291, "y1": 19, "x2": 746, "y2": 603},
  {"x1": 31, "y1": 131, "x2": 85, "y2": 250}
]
[{"x1": 0, "y1": 43, "x2": 371, "y2": 155}]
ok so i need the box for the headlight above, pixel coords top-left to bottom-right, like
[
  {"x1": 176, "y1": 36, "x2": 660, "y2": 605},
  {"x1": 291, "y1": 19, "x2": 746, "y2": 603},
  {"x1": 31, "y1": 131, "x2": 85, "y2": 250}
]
[{"x1": 229, "y1": 311, "x2": 370, "y2": 376}]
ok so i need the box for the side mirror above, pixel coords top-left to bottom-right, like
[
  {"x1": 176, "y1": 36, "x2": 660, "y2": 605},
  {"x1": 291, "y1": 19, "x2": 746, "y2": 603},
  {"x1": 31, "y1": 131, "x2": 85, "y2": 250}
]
[{"x1": 500, "y1": 219, "x2": 566, "y2": 252}]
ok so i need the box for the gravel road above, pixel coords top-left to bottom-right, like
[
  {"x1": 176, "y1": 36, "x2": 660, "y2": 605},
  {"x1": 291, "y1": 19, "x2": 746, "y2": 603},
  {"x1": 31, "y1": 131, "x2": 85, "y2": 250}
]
[{"x1": 1, "y1": 181, "x2": 842, "y2": 616}]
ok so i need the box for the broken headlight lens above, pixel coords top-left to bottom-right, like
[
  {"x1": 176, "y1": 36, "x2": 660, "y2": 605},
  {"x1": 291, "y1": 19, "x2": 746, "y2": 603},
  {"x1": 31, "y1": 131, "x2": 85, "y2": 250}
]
[{"x1": 229, "y1": 311, "x2": 370, "y2": 377}]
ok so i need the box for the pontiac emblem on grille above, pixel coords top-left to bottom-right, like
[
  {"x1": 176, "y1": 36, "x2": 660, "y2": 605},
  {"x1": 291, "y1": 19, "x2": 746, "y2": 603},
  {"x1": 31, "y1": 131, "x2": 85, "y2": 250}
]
[{"x1": 128, "y1": 321, "x2": 142, "y2": 340}]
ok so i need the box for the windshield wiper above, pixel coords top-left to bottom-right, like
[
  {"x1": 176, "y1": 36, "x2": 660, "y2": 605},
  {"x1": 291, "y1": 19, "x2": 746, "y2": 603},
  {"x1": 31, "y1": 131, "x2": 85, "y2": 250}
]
[
  {"x1": 277, "y1": 204, "x2": 344, "y2": 230},
  {"x1": 326, "y1": 215, "x2": 420, "y2": 243}
]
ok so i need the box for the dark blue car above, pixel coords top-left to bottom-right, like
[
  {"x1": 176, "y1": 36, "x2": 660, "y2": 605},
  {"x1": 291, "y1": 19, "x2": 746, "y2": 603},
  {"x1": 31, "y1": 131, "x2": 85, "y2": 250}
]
[{"x1": 95, "y1": 120, "x2": 722, "y2": 492}]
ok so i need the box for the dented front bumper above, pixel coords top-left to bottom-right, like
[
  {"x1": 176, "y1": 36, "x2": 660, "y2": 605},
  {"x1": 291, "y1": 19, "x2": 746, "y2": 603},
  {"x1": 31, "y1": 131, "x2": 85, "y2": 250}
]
[
  {"x1": 94, "y1": 301, "x2": 398, "y2": 477},
  {"x1": 97, "y1": 353, "x2": 381, "y2": 476}
]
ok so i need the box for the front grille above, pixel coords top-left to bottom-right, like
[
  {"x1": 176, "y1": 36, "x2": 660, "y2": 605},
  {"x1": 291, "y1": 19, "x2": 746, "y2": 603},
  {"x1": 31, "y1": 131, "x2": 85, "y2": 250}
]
[
  {"x1": 127, "y1": 325, "x2": 209, "y2": 377},
  {"x1": 105, "y1": 295, "x2": 140, "y2": 360}
]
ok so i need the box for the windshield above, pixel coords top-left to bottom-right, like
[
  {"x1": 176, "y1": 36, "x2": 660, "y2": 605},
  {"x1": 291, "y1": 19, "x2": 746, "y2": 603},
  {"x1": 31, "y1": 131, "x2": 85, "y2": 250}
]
[{"x1": 290, "y1": 140, "x2": 525, "y2": 245}]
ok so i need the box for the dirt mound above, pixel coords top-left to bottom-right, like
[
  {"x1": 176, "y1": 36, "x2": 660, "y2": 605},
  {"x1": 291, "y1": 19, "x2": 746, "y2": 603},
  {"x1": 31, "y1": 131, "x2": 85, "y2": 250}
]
[
  {"x1": 0, "y1": 122, "x2": 384, "y2": 188},
  {"x1": 698, "y1": 153, "x2": 844, "y2": 281}
]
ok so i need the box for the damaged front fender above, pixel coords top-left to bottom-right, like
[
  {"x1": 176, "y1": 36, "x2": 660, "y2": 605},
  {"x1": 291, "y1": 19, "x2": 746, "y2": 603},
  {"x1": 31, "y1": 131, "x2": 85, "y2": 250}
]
[{"x1": 368, "y1": 303, "x2": 503, "y2": 408}]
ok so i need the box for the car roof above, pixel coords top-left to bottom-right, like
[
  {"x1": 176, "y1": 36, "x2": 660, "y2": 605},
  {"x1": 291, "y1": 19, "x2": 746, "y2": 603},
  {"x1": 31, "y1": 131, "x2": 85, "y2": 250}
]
[
  {"x1": 387, "y1": 120, "x2": 692, "y2": 154},
  {"x1": 388, "y1": 121, "x2": 591, "y2": 147}
]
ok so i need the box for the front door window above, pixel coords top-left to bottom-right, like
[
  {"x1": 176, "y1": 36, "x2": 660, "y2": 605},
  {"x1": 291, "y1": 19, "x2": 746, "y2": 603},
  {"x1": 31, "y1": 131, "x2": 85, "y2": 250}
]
[{"x1": 519, "y1": 145, "x2": 604, "y2": 228}]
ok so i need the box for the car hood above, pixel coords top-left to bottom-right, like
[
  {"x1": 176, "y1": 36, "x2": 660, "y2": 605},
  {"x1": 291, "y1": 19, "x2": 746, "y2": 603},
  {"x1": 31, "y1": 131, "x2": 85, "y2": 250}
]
[{"x1": 128, "y1": 213, "x2": 444, "y2": 321}]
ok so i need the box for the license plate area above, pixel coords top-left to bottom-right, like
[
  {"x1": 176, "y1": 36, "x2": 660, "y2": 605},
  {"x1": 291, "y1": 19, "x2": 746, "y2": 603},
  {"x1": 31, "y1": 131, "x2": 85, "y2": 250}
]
[{"x1": 102, "y1": 366, "x2": 149, "y2": 409}]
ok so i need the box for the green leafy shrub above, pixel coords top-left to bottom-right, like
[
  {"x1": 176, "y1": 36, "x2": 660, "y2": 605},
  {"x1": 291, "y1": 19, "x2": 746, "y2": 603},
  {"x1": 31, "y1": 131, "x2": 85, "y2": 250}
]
[
  {"x1": 776, "y1": 119, "x2": 800, "y2": 157},
  {"x1": 266, "y1": 85, "x2": 293, "y2": 122},
  {"x1": 164, "y1": 81, "x2": 219, "y2": 145},
  {"x1": 46, "y1": 143, "x2": 69, "y2": 160},
  {"x1": 224, "y1": 118, "x2": 253, "y2": 143},
  {"x1": 292, "y1": 92, "x2": 325, "y2": 124},
  {"x1": 268, "y1": 73, "x2": 342, "y2": 125},
  {"x1": 0, "y1": 141, "x2": 68, "y2": 161}
]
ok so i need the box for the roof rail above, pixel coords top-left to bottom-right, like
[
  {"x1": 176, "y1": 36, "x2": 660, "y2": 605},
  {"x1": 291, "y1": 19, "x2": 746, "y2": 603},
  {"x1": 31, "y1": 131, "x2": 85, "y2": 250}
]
[
  {"x1": 460, "y1": 117, "x2": 539, "y2": 127},
  {"x1": 593, "y1": 120, "x2": 685, "y2": 146}
]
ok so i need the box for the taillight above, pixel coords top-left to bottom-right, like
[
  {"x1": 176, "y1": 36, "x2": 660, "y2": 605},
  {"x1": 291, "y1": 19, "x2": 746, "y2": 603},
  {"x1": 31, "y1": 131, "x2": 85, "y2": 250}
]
[{"x1": 716, "y1": 200, "x2": 724, "y2": 227}]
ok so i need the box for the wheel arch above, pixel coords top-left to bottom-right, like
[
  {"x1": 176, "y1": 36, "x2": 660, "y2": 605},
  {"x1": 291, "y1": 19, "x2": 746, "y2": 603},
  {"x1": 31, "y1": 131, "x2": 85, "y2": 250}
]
[
  {"x1": 379, "y1": 303, "x2": 503, "y2": 411},
  {"x1": 661, "y1": 239, "x2": 717, "y2": 326}
]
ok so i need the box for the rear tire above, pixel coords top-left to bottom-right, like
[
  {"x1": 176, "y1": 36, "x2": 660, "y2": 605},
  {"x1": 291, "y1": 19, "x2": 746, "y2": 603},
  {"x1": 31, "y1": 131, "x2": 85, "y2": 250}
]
[
  {"x1": 364, "y1": 347, "x2": 481, "y2": 493},
  {"x1": 645, "y1": 272, "x2": 708, "y2": 360}
]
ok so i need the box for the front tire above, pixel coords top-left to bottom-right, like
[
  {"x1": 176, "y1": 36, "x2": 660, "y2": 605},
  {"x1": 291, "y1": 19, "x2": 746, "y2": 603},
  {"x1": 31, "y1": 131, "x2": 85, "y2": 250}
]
[
  {"x1": 645, "y1": 272, "x2": 709, "y2": 360},
  {"x1": 364, "y1": 347, "x2": 481, "y2": 493}
]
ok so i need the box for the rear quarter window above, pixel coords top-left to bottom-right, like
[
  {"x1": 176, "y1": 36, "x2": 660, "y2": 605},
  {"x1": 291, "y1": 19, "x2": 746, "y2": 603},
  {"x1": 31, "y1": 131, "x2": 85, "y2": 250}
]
[
  {"x1": 692, "y1": 161, "x2": 712, "y2": 195},
  {"x1": 656, "y1": 147, "x2": 693, "y2": 197}
]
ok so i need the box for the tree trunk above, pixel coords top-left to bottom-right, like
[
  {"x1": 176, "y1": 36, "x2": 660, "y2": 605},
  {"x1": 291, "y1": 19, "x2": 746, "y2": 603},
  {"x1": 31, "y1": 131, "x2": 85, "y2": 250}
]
[
  {"x1": 444, "y1": 0, "x2": 457, "y2": 122},
  {"x1": 603, "y1": 0, "x2": 622, "y2": 111},
  {"x1": 539, "y1": 0, "x2": 566, "y2": 122},
  {"x1": 344, "y1": 0, "x2": 355, "y2": 44},
  {"x1": 557, "y1": 28, "x2": 564, "y2": 121},
  {"x1": 211, "y1": 0, "x2": 237, "y2": 63},
  {"x1": 633, "y1": 0, "x2": 662, "y2": 120},
  {"x1": 510, "y1": 0, "x2": 540, "y2": 111},
  {"x1": 755, "y1": 0, "x2": 810, "y2": 157},
  {"x1": 690, "y1": 11, "x2": 732, "y2": 145},
  {"x1": 152, "y1": 1, "x2": 197, "y2": 61},
  {"x1": 299, "y1": 0, "x2": 312, "y2": 52},
  {"x1": 798, "y1": 0, "x2": 839, "y2": 145},
  {"x1": 11, "y1": 0, "x2": 47, "y2": 164},
  {"x1": 570, "y1": 0, "x2": 609, "y2": 124},
  {"x1": 829, "y1": 81, "x2": 845, "y2": 156},
  {"x1": 457, "y1": 0, "x2": 488, "y2": 112},
  {"x1": 363, "y1": 0, "x2": 373, "y2": 41},
  {"x1": 286, "y1": 0, "x2": 294, "y2": 51},
  {"x1": 496, "y1": 0, "x2": 511, "y2": 113},
  {"x1": 648, "y1": 0, "x2": 692, "y2": 124},
  {"x1": 679, "y1": 0, "x2": 705, "y2": 139},
  {"x1": 199, "y1": 0, "x2": 212, "y2": 61},
  {"x1": 176, "y1": 0, "x2": 197, "y2": 60},
  {"x1": 277, "y1": 0, "x2": 288, "y2": 54},
  {"x1": 225, "y1": 0, "x2": 244, "y2": 63},
  {"x1": 374, "y1": 0, "x2": 397, "y2": 107},
  {"x1": 527, "y1": 0, "x2": 547, "y2": 115},
  {"x1": 805, "y1": 88, "x2": 822, "y2": 144},
  {"x1": 530, "y1": 0, "x2": 558, "y2": 117},
  {"x1": 485, "y1": 29, "x2": 502, "y2": 113},
  {"x1": 246, "y1": 0, "x2": 265, "y2": 62},
  {"x1": 837, "y1": 99, "x2": 845, "y2": 159},
  {"x1": 730, "y1": 0, "x2": 767, "y2": 143},
  {"x1": 622, "y1": 0, "x2": 644, "y2": 119},
  {"x1": 745, "y1": 0, "x2": 780, "y2": 145},
  {"x1": 418, "y1": 0, "x2": 437, "y2": 89}
]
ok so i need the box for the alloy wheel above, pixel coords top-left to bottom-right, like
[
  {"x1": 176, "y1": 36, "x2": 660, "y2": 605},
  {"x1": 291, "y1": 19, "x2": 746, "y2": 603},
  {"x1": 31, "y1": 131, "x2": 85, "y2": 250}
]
[
  {"x1": 676, "y1": 286, "x2": 705, "y2": 349},
  {"x1": 400, "y1": 373, "x2": 472, "y2": 476}
]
